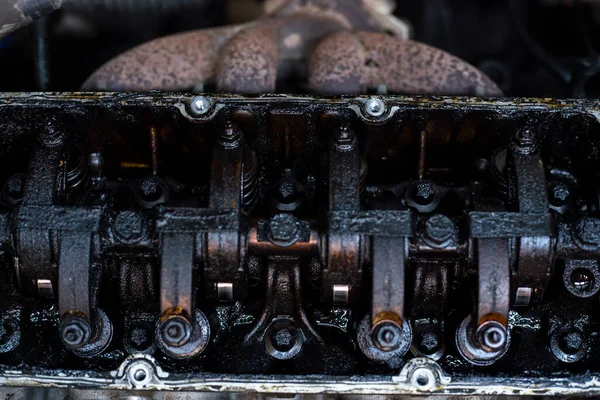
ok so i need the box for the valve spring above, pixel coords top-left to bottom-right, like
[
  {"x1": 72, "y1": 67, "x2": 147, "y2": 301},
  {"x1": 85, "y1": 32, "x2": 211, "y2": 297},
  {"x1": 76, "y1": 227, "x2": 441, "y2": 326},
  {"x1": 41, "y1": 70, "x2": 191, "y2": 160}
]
[
  {"x1": 359, "y1": 157, "x2": 369, "y2": 199},
  {"x1": 242, "y1": 149, "x2": 259, "y2": 210},
  {"x1": 66, "y1": 148, "x2": 90, "y2": 195}
]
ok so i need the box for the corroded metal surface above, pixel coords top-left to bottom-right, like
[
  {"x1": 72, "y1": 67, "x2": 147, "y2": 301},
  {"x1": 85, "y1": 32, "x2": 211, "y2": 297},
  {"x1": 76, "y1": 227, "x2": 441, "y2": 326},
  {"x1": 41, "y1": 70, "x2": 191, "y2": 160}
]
[
  {"x1": 309, "y1": 32, "x2": 503, "y2": 96},
  {"x1": 0, "y1": 93, "x2": 597, "y2": 397},
  {"x1": 81, "y1": 1, "x2": 498, "y2": 95},
  {"x1": 81, "y1": 25, "x2": 248, "y2": 91},
  {"x1": 216, "y1": 22, "x2": 281, "y2": 93}
]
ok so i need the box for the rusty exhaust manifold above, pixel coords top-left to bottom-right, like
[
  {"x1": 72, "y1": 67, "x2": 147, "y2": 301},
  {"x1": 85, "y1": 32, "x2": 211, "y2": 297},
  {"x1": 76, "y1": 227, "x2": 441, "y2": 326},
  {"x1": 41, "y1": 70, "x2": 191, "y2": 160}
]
[{"x1": 82, "y1": 1, "x2": 502, "y2": 96}]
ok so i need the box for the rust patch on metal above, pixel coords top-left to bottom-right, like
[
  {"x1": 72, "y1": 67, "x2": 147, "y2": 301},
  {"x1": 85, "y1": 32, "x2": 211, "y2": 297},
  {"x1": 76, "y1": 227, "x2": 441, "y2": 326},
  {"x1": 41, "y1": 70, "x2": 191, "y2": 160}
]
[
  {"x1": 82, "y1": 25, "x2": 249, "y2": 91},
  {"x1": 216, "y1": 21, "x2": 282, "y2": 94},
  {"x1": 309, "y1": 31, "x2": 503, "y2": 96}
]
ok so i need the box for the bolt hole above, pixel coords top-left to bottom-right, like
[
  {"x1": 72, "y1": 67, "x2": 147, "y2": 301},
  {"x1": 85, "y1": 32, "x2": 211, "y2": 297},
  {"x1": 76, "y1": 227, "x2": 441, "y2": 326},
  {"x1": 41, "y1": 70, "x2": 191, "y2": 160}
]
[
  {"x1": 486, "y1": 330, "x2": 502, "y2": 346},
  {"x1": 571, "y1": 268, "x2": 594, "y2": 292},
  {"x1": 133, "y1": 368, "x2": 147, "y2": 382},
  {"x1": 365, "y1": 58, "x2": 380, "y2": 68},
  {"x1": 416, "y1": 374, "x2": 429, "y2": 387}
]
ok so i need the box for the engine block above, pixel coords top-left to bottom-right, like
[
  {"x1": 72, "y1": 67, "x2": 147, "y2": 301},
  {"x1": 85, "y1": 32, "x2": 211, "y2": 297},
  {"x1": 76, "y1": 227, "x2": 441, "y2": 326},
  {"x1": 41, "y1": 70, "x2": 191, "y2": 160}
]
[{"x1": 0, "y1": 93, "x2": 598, "y2": 396}]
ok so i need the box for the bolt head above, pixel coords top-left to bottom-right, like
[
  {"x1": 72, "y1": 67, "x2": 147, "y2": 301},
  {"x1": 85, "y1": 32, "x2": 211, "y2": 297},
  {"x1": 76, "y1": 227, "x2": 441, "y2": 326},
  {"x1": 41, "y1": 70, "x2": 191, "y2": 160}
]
[
  {"x1": 60, "y1": 317, "x2": 91, "y2": 349},
  {"x1": 268, "y1": 213, "x2": 301, "y2": 246},
  {"x1": 272, "y1": 328, "x2": 295, "y2": 351},
  {"x1": 424, "y1": 214, "x2": 454, "y2": 247},
  {"x1": 373, "y1": 322, "x2": 403, "y2": 352},
  {"x1": 160, "y1": 316, "x2": 192, "y2": 347},
  {"x1": 130, "y1": 326, "x2": 152, "y2": 350},
  {"x1": 114, "y1": 211, "x2": 145, "y2": 243},
  {"x1": 560, "y1": 331, "x2": 583, "y2": 354},
  {"x1": 574, "y1": 218, "x2": 600, "y2": 247},
  {"x1": 550, "y1": 181, "x2": 570, "y2": 205},
  {"x1": 416, "y1": 182, "x2": 434, "y2": 202},
  {"x1": 264, "y1": 321, "x2": 304, "y2": 360},
  {"x1": 419, "y1": 332, "x2": 440, "y2": 353},
  {"x1": 365, "y1": 98, "x2": 386, "y2": 117},
  {"x1": 477, "y1": 321, "x2": 507, "y2": 352},
  {"x1": 190, "y1": 96, "x2": 211, "y2": 115}
]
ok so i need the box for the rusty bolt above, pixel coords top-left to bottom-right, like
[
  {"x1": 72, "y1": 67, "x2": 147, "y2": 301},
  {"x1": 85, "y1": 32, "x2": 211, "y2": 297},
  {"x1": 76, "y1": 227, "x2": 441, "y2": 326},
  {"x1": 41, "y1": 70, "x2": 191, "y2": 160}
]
[
  {"x1": 60, "y1": 316, "x2": 91, "y2": 349},
  {"x1": 160, "y1": 316, "x2": 192, "y2": 348}
]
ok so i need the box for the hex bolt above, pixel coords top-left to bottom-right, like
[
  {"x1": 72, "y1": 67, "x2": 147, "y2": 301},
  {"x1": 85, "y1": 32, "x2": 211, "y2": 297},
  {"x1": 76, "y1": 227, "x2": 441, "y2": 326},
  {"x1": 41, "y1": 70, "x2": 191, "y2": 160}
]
[
  {"x1": 419, "y1": 332, "x2": 440, "y2": 354},
  {"x1": 416, "y1": 182, "x2": 434, "y2": 203},
  {"x1": 574, "y1": 217, "x2": 600, "y2": 249},
  {"x1": 60, "y1": 317, "x2": 91, "y2": 349},
  {"x1": 114, "y1": 210, "x2": 146, "y2": 244},
  {"x1": 277, "y1": 180, "x2": 297, "y2": 203},
  {"x1": 139, "y1": 178, "x2": 161, "y2": 200},
  {"x1": 130, "y1": 326, "x2": 152, "y2": 351},
  {"x1": 549, "y1": 181, "x2": 570, "y2": 206},
  {"x1": 365, "y1": 98, "x2": 386, "y2": 117},
  {"x1": 135, "y1": 176, "x2": 168, "y2": 209},
  {"x1": 268, "y1": 213, "x2": 301, "y2": 247},
  {"x1": 331, "y1": 125, "x2": 357, "y2": 152},
  {"x1": 264, "y1": 321, "x2": 304, "y2": 360},
  {"x1": 477, "y1": 321, "x2": 507, "y2": 352},
  {"x1": 372, "y1": 321, "x2": 403, "y2": 352},
  {"x1": 190, "y1": 96, "x2": 211, "y2": 115},
  {"x1": 424, "y1": 214, "x2": 455, "y2": 248},
  {"x1": 272, "y1": 327, "x2": 295, "y2": 352},
  {"x1": 405, "y1": 180, "x2": 440, "y2": 213},
  {"x1": 160, "y1": 316, "x2": 192, "y2": 348},
  {"x1": 560, "y1": 331, "x2": 583, "y2": 355}
]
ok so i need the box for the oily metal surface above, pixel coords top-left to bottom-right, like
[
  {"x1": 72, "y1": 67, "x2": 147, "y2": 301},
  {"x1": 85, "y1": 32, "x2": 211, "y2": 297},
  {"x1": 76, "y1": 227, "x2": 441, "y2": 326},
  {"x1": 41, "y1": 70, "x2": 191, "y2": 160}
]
[{"x1": 0, "y1": 93, "x2": 597, "y2": 397}]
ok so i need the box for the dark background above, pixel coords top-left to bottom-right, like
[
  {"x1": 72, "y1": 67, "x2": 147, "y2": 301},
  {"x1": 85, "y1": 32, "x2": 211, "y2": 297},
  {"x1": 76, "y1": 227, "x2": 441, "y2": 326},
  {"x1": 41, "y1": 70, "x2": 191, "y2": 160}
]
[{"x1": 1, "y1": 0, "x2": 599, "y2": 98}]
